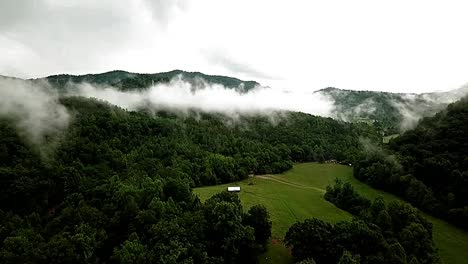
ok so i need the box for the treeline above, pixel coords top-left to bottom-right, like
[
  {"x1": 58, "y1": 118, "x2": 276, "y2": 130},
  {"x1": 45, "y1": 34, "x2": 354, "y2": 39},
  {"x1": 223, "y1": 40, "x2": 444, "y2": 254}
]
[
  {"x1": 285, "y1": 179, "x2": 441, "y2": 264},
  {"x1": 45, "y1": 70, "x2": 259, "y2": 92},
  {"x1": 0, "y1": 187, "x2": 270, "y2": 263},
  {"x1": 354, "y1": 97, "x2": 468, "y2": 228},
  {"x1": 0, "y1": 96, "x2": 377, "y2": 262}
]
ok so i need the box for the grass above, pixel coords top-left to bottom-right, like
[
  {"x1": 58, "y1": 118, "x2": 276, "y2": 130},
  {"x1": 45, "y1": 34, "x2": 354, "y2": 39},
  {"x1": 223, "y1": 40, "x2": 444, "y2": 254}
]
[
  {"x1": 258, "y1": 240, "x2": 293, "y2": 264},
  {"x1": 194, "y1": 163, "x2": 468, "y2": 264},
  {"x1": 383, "y1": 133, "x2": 399, "y2": 143}
]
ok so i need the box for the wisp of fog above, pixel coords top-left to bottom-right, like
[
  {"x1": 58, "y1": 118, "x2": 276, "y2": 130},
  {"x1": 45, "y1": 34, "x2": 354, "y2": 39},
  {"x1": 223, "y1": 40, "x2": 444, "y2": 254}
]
[
  {"x1": 0, "y1": 77, "x2": 69, "y2": 145},
  {"x1": 394, "y1": 85, "x2": 468, "y2": 131}
]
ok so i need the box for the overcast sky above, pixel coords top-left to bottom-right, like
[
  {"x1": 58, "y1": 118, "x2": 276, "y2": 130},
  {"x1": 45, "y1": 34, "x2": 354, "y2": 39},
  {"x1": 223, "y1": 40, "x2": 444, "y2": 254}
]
[{"x1": 1, "y1": 0, "x2": 468, "y2": 93}]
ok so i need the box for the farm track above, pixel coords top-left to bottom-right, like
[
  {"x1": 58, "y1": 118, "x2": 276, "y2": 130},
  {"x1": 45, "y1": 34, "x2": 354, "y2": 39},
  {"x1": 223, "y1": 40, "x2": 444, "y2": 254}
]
[{"x1": 256, "y1": 175, "x2": 326, "y2": 193}]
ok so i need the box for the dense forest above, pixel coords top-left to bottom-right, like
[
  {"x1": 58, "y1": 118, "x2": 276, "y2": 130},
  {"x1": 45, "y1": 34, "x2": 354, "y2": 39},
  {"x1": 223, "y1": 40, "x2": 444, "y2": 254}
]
[
  {"x1": 0, "y1": 95, "x2": 378, "y2": 262},
  {"x1": 284, "y1": 179, "x2": 441, "y2": 264},
  {"x1": 354, "y1": 97, "x2": 468, "y2": 229}
]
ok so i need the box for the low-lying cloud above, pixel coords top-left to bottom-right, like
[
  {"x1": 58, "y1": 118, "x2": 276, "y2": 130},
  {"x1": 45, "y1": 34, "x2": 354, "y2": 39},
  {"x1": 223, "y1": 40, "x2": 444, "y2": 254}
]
[
  {"x1": 2, "y1": 73, "x2": 467, "y2": 149},
  {"x1": 0, "y1": 74, "x2": 334, "y2": 150},
  {"x1": 331, "y1": 97, "x2": 378, "y2": 123},
  {"x1": 394, "y1": 85, "x2": 468, "y2": 131},
  {"x1": 0, "y1": 77, "x2": 70, "y2": 145},
  {"x1": 69, "y1": 76, "x2": 335, "y2": 117}
]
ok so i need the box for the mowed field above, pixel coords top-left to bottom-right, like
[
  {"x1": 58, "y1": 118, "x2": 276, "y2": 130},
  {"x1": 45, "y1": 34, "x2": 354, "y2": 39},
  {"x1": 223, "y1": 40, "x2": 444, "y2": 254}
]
[{"x1": 194, "y1": 163, "x2": 468, "y2": 264}]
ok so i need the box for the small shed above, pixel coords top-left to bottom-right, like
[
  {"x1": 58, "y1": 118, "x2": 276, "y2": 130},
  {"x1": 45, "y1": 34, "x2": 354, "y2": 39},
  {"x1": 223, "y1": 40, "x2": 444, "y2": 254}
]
[{"x1": 227, "y1": 186, "x2": 241, "y2": 192}]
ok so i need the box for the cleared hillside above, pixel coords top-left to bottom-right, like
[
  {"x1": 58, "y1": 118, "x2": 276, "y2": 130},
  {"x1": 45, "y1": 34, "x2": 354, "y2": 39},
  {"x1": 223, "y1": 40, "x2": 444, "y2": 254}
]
[{"x1": 195, "y1": 163, "x2": 468, "y2": 264}]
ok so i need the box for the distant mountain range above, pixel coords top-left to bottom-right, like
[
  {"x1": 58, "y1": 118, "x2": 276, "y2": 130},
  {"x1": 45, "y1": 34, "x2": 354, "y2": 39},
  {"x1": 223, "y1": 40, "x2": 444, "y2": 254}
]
[
  {"x1": 41, "y1": 70, "x2": 260, "y2": 92},
  {"x1": 2, "y1": 70, "x2": 467, "y2": 135}
]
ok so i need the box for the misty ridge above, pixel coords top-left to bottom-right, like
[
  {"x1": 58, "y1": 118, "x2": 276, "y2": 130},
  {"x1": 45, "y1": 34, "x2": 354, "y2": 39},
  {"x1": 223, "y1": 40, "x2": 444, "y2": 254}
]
[
  {"x1": 392, "y1": 86, "x2": 468, "y2": 131},
  {"x1": 67, "y1": 75, "x2": 334, "y2": 118},
  {"x1": 321, "y1": 85, "x2": 468, "y2": 133},
  {"x1": 1, "y1": 71, "x2": 468, "y2": 146}
]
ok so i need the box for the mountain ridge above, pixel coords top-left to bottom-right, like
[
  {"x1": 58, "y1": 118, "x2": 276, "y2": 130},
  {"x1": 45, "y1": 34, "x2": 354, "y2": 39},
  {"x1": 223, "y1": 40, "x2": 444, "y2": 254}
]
[
  {"x1": 2, "y1": 70, "x2": 467, "y2": 134},
  {"x1": 38, "y1": 69, "x2": 261, "y2": 92}
]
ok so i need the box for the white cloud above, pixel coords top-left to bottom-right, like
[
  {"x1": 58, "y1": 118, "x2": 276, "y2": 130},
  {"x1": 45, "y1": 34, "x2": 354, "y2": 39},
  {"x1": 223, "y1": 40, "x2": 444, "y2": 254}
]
[
  {"x1": 69, "y1": 76, "x2": 334, "y2": 117},
  {"x1": 0, "y1": 77, "x2": 70, "y2": 145}
]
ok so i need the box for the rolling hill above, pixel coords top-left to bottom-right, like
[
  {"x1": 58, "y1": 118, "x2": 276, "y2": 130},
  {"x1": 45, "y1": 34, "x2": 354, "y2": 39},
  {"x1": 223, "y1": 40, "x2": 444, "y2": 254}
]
[{"x1": 0, "y1": 94, "x2": 378, "y2": 263}]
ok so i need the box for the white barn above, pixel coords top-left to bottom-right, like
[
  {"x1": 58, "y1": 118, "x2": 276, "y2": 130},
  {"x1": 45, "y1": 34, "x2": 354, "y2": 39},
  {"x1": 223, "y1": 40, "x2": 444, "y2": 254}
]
[{"x1": 227, "y1": 186, "x2": 241, "y2": 192}]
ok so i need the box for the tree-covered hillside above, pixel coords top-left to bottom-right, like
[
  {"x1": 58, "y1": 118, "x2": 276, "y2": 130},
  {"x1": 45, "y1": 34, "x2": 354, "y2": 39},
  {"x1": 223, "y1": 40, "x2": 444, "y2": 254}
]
[
  {"x1": 318, "y1": 87, "x2": 467, "y2": 135},
  {"x1": 354, "y1": 97, "x2": 468, "y2": 229},
  {"x1": 43, "y1": 70, "x2": 260, "y2": 92},
  {"x1": 0, "y1": 96, "x2": 378, "y2": 263}
]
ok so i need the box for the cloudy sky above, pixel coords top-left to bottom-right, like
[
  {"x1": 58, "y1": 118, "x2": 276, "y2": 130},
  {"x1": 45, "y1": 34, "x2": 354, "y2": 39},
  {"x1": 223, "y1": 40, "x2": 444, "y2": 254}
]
[{"x1": 1, "y1": 0, "x2": 468, "y2": 93}]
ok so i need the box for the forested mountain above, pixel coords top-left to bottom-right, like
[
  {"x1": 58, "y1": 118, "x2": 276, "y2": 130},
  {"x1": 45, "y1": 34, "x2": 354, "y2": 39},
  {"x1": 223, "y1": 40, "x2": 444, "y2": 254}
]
[
  {"x1": 317, "y1": 86, "x2": 467, "y2": 135},
  {"x1": 42, "y1": 70, "x2": 260, "y2": 92},
  {"x1": 0, "y1": 95, "x2": 378, "y2": 263},
  {"x1": 31, "y1": 69, "x2": 467, "y2": 135},
  {"x1": 27, "y1": 70, "x2": 468, "y2": 136},
  {"x1": 354, "y1": 97, "x2": 468, "y2": 228}
]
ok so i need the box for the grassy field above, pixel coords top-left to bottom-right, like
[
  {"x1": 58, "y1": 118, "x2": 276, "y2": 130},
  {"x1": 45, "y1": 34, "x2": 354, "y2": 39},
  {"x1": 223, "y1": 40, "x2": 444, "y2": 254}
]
[{"x1": 194, "y1": 163, "x2": 468, "y2": 264}]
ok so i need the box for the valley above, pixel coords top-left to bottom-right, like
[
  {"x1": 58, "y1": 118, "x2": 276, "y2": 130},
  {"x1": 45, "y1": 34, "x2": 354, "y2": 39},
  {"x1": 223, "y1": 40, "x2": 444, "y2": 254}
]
[
  {"x1": 194, "y1": 163, "x2": 468, "y2": 264},
  {"x1": 1, "y1": 71, "x2": 466, "y2": 263},
  {"x1": 2, "y1": 1, "x2": 468, "y2": 262}
]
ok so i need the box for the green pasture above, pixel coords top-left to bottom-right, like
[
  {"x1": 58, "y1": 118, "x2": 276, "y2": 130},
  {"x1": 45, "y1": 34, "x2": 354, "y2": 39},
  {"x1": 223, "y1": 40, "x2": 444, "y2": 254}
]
[{"x1": 194, "y1": 163, "x2": 468, "y2": 264}]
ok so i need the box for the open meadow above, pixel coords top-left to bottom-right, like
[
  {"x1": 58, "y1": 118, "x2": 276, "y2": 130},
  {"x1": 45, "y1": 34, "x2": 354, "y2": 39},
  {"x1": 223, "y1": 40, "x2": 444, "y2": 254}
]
[{"x1": 194, "y1": 163, "x2": 468, "y2": 264}]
